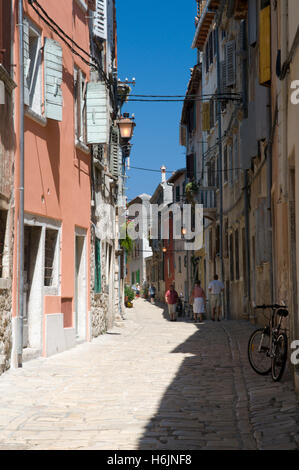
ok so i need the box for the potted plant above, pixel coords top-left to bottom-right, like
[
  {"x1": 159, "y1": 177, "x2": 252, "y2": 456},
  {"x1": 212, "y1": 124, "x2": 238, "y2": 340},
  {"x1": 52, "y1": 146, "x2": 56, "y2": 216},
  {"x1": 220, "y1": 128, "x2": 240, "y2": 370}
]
[
  {"x1": 185, "y1": 180, "x2": 199, "y2": 204},
  {"x1": 124, "y1": 285, "x2": 135, "y2": 308}
]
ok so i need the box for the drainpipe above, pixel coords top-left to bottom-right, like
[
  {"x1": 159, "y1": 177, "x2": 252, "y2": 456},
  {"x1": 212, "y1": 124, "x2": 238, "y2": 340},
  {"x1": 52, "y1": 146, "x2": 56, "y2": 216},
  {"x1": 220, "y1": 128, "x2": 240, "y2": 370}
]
[
  {"x1": 244, "y1": 170, "x2": 251, "y2": 307},
  {"x1": 17, "y1": 0, "x2": 25, "y2": 367},
  {"x1": 215, "y1": 27, "x2": 225, "y2": 317}
]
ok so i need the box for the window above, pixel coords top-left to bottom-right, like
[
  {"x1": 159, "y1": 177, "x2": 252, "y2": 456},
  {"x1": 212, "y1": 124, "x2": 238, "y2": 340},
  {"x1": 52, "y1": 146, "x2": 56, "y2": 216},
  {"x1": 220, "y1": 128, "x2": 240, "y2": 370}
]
[
  {"x1": 44, "y1": 229, "x2": 58, "y2": 287},
  {"x1": 233, "y1": 134, "x2": 239, "y2": 180},
  {"x1": 209, "y1": 229, "x2": 213, "y2": 260},
  {"x1": 74, "y1": 67, "x2": 87, "y2": 144},
  {"x1": 24, "y1": 19, "x2": 42, "y2": 115},
  {"x1": 229, "y1": 233, "x2": 234, "y2": 281},
  {"x1": 175, "y1": 185, "x2": 180, "y2": 202},
  {"x1": 228, "y1": 145, "x2": 233, "y2": 186},
  {"x1": 224, "y1": 219, "x2": 229, "y2": 258},
  {"x1": 235, "y1": 229, "x2": 240, "y2": 280},
  {"x1": 186, "y1": 154, "x2": 195, "y2": 180},
  {"x1": 209, "y1": 99, "x2": 215, "y2": 129},
  {"x1": 223, "y1": 146, "x2": 228, "y2": 182},
  {"x1": 178, "y1": 256, "x2": 182, "y2": 273},
  {"x1": 215, "y1": 225, "x2": 220, "y2": 255},
  {"x1": 95, "y1": 238, "x2": 101, "y2": 293},
  {"x1": 225, "y1": 40, "x2": 236, "y2": 87}
]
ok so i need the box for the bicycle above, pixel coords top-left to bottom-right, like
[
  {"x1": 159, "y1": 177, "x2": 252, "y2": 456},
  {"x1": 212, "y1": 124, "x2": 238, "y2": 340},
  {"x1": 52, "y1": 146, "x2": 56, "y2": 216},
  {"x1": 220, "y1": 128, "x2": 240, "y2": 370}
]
[{"x1": 247, "y1": 304, "x2": 289, "y2": 382}]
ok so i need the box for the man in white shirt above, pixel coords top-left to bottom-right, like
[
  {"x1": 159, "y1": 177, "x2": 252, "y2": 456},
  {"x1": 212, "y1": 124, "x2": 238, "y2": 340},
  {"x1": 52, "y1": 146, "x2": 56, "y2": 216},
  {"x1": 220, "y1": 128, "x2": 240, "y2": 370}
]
[{"x1": 208, "y1": 274, "x2": 224, "y2": 321}]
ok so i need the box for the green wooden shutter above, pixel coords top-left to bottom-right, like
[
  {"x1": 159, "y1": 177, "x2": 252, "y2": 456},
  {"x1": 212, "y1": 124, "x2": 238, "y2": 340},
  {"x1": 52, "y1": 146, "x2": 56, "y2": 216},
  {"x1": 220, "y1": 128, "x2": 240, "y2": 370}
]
[
  {"x1": 23, "y1": 17, "x2": 30, "y2": 106},
  {"x1": 44, "y1": 38, "x2": 63, "y2": 121},
  {"x1": 95, "y1": 238, "x2": 101, "y2": 293},
  {"x1": 86, "y1": 81, "x2": 108, "y2": 144}
]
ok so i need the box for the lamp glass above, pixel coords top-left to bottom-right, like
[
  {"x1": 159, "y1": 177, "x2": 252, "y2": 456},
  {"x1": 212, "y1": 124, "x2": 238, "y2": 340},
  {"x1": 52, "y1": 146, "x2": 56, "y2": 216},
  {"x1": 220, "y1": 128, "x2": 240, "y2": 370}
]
[{"x1": 118, "y1": 119, "x2": 135, "y2": 140}]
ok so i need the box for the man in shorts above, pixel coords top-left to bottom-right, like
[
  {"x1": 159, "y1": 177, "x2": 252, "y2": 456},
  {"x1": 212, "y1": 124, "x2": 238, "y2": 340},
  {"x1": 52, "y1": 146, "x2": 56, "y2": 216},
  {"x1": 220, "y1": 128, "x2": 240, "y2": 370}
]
[
  {"x1": 208, "y1": 274, "x2": 224, "y2": 321},
  {"x1": 165, "y1": 284, "x2": 179, "y2": 321}
]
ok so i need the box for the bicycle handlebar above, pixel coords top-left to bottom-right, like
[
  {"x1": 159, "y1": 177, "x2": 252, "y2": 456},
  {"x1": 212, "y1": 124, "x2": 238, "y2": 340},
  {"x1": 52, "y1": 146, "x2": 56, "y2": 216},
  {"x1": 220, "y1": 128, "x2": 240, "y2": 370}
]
[{"x1": 254, "y1": 304, "x2": 288, "y2": 310}]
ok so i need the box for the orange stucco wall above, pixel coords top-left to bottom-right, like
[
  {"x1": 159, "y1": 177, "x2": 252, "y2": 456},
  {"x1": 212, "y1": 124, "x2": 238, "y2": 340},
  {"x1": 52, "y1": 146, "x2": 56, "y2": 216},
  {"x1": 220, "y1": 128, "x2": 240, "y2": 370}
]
[{"x1": 12, "y1": 1, "x2": 91, "y2": 338}]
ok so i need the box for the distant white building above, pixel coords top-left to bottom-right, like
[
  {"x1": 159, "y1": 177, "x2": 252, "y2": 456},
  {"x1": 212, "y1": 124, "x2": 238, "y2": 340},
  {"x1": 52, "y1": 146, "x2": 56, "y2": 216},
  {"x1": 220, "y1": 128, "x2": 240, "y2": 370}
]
[{"x1": 126, "y1": 194, "x2": 152, "y2": 288}]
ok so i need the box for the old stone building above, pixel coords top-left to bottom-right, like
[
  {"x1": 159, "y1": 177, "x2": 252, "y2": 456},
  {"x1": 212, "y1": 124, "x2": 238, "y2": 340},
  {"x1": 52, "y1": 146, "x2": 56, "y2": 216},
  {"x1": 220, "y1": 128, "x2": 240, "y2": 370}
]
[
  {"x1": 0, "y1": 0, "x2": 17, "y2": 373},
  {"x1": 270, "y1": 0, "x2": 299, "y2": 391},
  {"x1": 180, "y1": 0, "x2": 272, "y2": 321}
]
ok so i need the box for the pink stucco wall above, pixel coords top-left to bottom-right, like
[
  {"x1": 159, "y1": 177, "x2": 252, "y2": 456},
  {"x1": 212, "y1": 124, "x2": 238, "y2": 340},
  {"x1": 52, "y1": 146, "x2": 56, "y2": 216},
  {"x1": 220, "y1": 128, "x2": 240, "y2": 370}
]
[{"x1": 12, "y1": 0, "x2": 91, "y2": 344}]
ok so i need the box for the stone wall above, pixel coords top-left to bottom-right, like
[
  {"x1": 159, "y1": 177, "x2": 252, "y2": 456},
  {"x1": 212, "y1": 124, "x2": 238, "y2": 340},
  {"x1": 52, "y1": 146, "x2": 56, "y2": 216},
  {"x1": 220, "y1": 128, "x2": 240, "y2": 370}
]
[{"x1": 0, "y1": 288, "x2": 12, "y2": 374}]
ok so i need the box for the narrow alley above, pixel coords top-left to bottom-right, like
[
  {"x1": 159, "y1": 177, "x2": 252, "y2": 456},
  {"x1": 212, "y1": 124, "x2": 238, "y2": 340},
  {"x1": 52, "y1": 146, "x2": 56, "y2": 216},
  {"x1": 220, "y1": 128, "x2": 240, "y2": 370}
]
[{"x1": 0, "y1": 299, "x2": 298, "y2": 450}]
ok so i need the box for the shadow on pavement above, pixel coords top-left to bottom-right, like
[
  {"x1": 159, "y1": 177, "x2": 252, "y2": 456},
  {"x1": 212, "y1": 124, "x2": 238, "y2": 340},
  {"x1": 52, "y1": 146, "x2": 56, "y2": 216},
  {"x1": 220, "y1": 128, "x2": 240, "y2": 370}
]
[{"x1": 137, "y1": 320, "x2": 234, "y2": 450}]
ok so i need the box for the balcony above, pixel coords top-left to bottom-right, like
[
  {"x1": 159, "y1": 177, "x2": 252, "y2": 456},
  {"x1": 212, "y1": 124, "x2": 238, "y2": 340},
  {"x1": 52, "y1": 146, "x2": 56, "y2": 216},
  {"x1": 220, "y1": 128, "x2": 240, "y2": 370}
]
[
  {"x1": 192, "y1": 0, "x2": 221, "y2": 51},
  {"x1": 198, "y1": 187, "x2": 217, "y2": 220}
]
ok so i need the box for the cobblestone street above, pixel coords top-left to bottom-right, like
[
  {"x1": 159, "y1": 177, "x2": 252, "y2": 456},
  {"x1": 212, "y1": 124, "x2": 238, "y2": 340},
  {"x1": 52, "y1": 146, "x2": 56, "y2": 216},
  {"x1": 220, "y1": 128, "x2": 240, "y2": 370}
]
[{"x1": 0, "y1": 298, "x2": 299, "y2": 450}]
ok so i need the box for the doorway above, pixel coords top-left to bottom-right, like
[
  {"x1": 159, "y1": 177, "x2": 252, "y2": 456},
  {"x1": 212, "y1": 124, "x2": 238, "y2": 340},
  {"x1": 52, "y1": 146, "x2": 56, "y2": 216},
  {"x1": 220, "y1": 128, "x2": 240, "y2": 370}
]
[
  {"x1": 75, "y1": 234, "x2": 87, "y2": 339},
  {"x1": 23, "y1": 225, "x2": 43, "y2": 349}
]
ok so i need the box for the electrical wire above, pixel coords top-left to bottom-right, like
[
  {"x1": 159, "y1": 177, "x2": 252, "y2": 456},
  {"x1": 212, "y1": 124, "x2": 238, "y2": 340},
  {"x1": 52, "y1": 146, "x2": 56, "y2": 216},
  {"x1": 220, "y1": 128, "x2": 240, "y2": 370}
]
[
  {"x1": 128, "y1": 93, "x2": 242, "y2": 98},
  {"x1": 30, "y1": 0, "x2": 94, "y2": 60},
  {"x1": 28, "y1": 0, "x2": 111, "y2": 87},
  {"x1": 128, "y1": 165, "x2": 243, "y2": 174},
  {"x1": 125, "y1": 97, "x2": 242, "y2": 103}
]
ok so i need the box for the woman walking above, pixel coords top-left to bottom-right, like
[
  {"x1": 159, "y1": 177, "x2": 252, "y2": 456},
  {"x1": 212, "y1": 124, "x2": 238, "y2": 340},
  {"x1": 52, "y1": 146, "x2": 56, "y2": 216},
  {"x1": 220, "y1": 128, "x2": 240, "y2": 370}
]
[{"x1": 190, "y1": 281, "x2": 206, "y2": 322}]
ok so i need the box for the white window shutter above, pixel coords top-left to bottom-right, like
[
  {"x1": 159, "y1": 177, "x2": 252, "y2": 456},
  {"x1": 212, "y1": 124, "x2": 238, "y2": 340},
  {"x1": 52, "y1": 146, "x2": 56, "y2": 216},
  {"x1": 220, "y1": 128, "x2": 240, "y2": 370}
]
[
  {"x1": 225, "y1": 40, "x2": 236, "y2": 87},
  {"x1": 23, "y1": 17, "x2": 30, "y2": 106},
  {"x1": 93, "y1": 0, "x2": 107, "y2": 39},
  {"x1": 44, "y1": 38, "x2": 63, "y2": 121},
  {"x1": 86, "y1": 81, "x2": 108, "y2": 144}
]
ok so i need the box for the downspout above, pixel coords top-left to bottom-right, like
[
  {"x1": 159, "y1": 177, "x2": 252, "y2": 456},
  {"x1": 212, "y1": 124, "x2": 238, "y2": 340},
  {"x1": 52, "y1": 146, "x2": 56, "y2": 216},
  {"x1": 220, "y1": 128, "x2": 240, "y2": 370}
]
[
  {"x1": 215, "y1": 27, "x2": 225, "y2": 317},
  {"x1": 244, "y1": 170, "x2": 251, "y2": 307},
  {"x1": 17, "y1": 0, "x2": 24, "y2": 367}
]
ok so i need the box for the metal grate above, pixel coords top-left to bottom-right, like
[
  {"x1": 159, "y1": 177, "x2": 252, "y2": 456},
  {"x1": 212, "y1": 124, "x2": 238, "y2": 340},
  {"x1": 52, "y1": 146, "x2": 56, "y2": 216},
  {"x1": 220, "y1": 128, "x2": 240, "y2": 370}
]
[{"x1": 44, "y1": 229, "x2": 58, "y2": 286}]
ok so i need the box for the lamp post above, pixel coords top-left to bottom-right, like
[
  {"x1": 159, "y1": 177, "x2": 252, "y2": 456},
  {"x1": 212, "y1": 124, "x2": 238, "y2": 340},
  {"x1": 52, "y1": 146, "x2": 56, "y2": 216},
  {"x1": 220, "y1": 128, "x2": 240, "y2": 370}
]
[{"x1": 116, "y1": 113, "x2": 136, "y2": 317}]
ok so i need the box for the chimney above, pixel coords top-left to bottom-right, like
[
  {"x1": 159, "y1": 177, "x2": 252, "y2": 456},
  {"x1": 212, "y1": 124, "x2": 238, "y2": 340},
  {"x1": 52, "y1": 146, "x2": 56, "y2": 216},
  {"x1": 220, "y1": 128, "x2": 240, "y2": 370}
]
[{"x1": 161, "y1": 165, "x2": 166, "y2": 183}]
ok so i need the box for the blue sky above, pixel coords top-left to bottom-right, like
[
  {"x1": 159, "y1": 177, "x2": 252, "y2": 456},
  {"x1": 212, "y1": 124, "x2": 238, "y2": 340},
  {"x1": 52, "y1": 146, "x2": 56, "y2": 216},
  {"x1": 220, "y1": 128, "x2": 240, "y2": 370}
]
[{"x1": 116, "y1": 1, "x2": 197, "y2": 201}]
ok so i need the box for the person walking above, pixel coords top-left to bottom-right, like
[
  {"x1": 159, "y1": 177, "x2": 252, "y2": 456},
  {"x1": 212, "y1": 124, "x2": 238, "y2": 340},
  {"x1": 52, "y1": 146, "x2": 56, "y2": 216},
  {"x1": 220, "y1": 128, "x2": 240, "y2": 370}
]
[
  {"x1": 165, "y1": 284, "x2": 179, "y2": 321},
  {"x1": 208, "y1": 274, "x2": 224, "y2": 321},
  {"x1": 149, "y1": 284, "x2": 156, "y2": 304},
  {"x1": 190, "y1": 280, "x2": 206, "y2": 322}
]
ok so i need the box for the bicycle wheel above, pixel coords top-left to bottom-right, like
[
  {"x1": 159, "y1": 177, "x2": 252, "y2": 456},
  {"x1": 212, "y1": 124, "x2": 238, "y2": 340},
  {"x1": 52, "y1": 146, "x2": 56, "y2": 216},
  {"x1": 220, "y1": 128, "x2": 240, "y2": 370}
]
[
  {"x1": 271, "y1": 332, "x2": 288, "y2": 382},
  {"x1": 248, "y1": 328, "x2": 271, "y2": 375}
]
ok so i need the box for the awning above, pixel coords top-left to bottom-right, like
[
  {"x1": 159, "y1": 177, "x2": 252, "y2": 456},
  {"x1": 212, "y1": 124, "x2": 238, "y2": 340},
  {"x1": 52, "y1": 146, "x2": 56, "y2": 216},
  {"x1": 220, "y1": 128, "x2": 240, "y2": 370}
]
[{"x1": 192, "y1": 0, "x2": 220, "y2": 51}]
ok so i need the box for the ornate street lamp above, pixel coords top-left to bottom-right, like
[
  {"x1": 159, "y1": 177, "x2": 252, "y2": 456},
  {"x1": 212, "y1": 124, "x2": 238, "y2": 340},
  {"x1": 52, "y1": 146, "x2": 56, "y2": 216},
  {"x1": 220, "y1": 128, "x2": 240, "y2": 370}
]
[{"x1": 117, "y1": 113, "x2": 136, "y2": 142}]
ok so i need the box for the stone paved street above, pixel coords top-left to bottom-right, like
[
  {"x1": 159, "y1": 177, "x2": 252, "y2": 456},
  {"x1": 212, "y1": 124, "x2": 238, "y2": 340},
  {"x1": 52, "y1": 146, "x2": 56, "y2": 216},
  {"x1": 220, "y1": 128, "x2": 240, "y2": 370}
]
[{"x1": 0, "y1": 298, "x2": 299, "y2": 450}]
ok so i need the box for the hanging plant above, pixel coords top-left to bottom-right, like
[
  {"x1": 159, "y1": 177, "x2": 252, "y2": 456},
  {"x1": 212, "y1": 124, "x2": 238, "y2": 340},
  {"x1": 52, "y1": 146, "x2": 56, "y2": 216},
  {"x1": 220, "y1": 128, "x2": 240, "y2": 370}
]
[
  {"x1": 120, "y1": 220, "x2": 134, "y2": 254},
  {"x1": 185, "y1": 181, "x2": 199, "y2": 204}
]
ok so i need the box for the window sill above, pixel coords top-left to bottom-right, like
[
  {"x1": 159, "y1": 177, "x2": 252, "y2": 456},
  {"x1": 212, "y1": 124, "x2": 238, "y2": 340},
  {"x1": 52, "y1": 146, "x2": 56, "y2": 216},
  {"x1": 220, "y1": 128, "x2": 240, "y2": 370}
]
[
  {"x1": 74, "y1": 0, "x2": 88, "y2": 11},
  {"x1": 0, "y1": 278, "x2": 11, "y2": 290},
  {"x1": 25, "y1": 107, "x2": 47, "y2": 127},
  {"x1": 44, "y1": 286, "x2": 59, "y2": 296},
  {"x1": 75, "y1": 138, "x2": 90, "y2": 155}
]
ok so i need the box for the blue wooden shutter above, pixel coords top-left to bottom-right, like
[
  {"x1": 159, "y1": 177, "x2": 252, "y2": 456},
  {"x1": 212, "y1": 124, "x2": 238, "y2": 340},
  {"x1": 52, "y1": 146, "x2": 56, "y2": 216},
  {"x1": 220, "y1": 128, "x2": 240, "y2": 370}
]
[
  {"x1": 23, "y1": 17, "x2": 30, "y2": 106},
  {"x1": 86, "y1": 81, "x2": 108, "y2": 144},
  {"x1": 44, "y1": 38, "x2": 63, "y2": 121}
]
